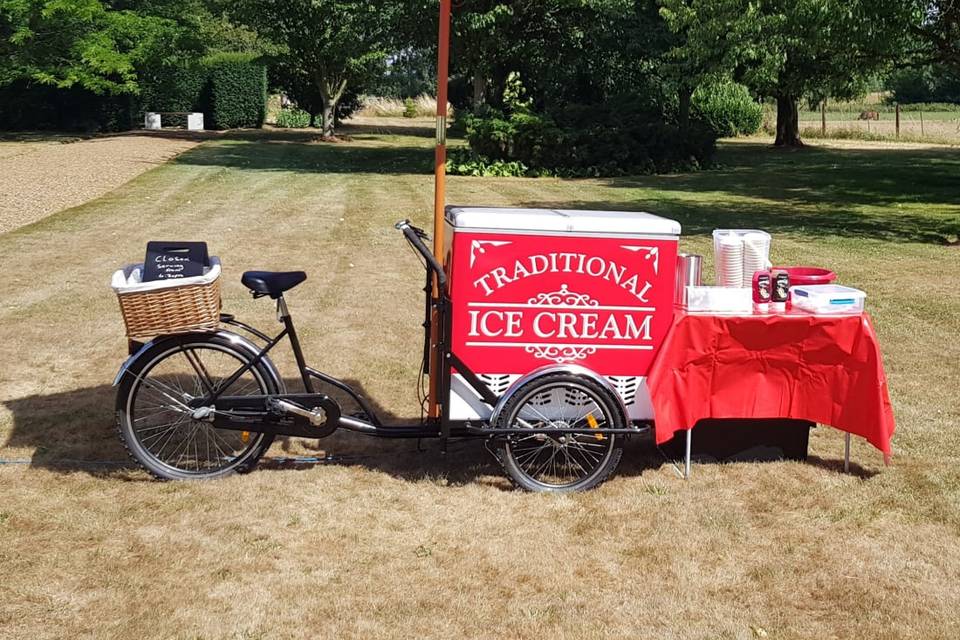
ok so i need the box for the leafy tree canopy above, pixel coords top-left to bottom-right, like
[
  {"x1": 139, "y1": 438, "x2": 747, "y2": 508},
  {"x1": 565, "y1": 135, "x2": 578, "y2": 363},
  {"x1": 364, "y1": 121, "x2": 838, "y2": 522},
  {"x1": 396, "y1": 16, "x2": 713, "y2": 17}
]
[
  {"x1": 913, "y1": 0, "x2": 960, "y2": 68},
  {"x1": 436, "y1": 0, "x2": 672, "y2": 114},
  {"x1": 659, "y1": 0, "x2": 916, "y2": 145},
  {"x1": 229, "y1": 0, "x2": 404, "y2": 136},
  {"x1": 0, "y1": 0, "x2": 187, "y2": 94}
]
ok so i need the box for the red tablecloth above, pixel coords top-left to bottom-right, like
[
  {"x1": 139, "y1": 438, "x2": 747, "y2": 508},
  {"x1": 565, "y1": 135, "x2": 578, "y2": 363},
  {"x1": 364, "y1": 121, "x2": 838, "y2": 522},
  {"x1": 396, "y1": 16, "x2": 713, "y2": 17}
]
[{"x1": 646, "y1": 312, "x2": 895, "y2": 460}]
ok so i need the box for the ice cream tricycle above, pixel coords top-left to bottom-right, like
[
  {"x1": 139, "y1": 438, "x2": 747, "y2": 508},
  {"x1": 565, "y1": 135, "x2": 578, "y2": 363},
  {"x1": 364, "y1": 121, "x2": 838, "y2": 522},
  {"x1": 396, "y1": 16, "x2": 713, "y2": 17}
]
[
  {"x1": 113, "y1": 207, "x2": 684, "y2": 491},
  {"x1": 110, "y1": 1, "x2": 895, "y2": 490}
]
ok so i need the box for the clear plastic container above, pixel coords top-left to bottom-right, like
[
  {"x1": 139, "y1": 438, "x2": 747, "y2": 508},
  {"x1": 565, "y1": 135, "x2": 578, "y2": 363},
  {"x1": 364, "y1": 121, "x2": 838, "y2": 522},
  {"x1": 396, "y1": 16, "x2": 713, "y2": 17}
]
[
  {"x1": 790, "y1": 284, "x2": 865, "y2": 315},
  {"x1": 685, "y1": 285, "x2": 754, "y2": 314}
]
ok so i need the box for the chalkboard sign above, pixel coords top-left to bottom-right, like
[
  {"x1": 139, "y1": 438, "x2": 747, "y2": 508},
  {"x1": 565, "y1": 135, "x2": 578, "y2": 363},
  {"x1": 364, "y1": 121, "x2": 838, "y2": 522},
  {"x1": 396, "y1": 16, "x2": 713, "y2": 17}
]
[{"x1": 143, "y1": 241, "x2": 210, "y2": 282}]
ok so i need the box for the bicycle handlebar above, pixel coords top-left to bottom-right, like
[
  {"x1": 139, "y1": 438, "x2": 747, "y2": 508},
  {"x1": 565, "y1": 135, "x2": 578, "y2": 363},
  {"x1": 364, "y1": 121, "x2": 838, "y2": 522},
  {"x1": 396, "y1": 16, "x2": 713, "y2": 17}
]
[{"x1": 396, "y1": 220, "x2": 447, "y2": 292}]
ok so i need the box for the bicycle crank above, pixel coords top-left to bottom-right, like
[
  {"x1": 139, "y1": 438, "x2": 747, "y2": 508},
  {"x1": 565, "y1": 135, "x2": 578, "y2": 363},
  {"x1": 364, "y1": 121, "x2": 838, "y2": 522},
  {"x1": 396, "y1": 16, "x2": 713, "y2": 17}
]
[{"x1": 273, "y1": 399, "x2": 328, "y2": 427}]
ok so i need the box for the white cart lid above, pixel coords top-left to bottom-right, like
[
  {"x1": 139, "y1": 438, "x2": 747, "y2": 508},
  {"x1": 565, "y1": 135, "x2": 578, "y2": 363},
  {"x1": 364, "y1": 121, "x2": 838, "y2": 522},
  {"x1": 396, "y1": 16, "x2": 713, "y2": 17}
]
[{"x1": 445, "y1": 206, "x2": 681, "y2": 236}]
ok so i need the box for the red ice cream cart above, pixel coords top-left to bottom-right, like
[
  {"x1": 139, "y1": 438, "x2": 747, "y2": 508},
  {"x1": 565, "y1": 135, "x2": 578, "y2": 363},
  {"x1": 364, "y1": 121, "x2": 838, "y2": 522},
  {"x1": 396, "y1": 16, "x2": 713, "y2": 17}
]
[{"x1": 443, "y1": 206, "x2": 678, "y2": 427}]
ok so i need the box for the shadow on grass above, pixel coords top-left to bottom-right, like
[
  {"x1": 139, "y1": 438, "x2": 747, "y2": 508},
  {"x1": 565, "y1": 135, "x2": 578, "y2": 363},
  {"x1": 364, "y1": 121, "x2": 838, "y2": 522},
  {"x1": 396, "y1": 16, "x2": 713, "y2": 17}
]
[
  {"x1": 805, "y1": 455, "x2": 877, "y2": 479},
  {"x1": 521, "y1": 143, "x2": 960, "y2": 245},
  {"x1": 170, "y1": 135, "x2": 960, "y2": 243},
  {"x1": 339, "y1": 120, "x2": 436, "y2": 139},
  {"x1": 0, "y1": 131, "x2": 92, "y2": 143},
  {"x1": 4, "y1": 376, "x2": 862, "y2": 485},
  {"x1": 522, "y1": 195, "x2": 960, "y2": 245},
  {"x1": 0, "y1": 380, "x2": 441, "y2": 482},
  {"x1": 173, "y1": 136, "x2": 434, "y2": 175},
  {"x1": 672, "y1": 143, "x2": 960, "y2": 209},
  {"x1": 2, "y1": 378, "x2": 648, "y2": 486}
]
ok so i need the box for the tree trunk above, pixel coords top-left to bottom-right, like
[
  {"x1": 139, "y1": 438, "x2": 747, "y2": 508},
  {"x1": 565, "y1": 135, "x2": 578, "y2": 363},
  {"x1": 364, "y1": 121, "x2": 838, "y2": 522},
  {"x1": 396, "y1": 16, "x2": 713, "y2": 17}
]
[
  {"x1": 309, "y1": 112, "x2": 318, "y2": 128},
  {"x1": 321, "y1": 97, "x2": 336, "y2": 137},
  {"x1": 774, "y1": 95, "x2": 803, "y2": 147},
  {"x1": 678, "y1": 85, "x2": 693, "y2": 128},
  {"x1": 316, "y1": 76, "x2": 347, "y2": 138},
  {"x1": 472, "y1": 74, "x2": 487, "y2": 109}
]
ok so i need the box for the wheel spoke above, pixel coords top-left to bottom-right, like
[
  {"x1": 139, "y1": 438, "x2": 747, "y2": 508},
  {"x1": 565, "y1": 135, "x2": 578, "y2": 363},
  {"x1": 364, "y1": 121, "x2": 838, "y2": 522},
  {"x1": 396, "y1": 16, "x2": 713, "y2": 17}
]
[
  {"x1": 561, "y1": 446, "x2": 588, "y2": 475},
  {"x1": 517, "y1": 403, "x2": 555, "y2": 427},
  {"x1": 530, "y1": 446, "x2": 559, "y2": 479},
  {"x1": 514, "y1": 442, "x2": 552, "y2": 467},
  {"x1": 568, "y1": 439, "x2": 603, "y2": 469},
  {"x1": 182, "y1": 348, "x2": 215, "y2": 395},
  {"x1": 138, "y1": 377, "x2": 192, "y2": 410}
]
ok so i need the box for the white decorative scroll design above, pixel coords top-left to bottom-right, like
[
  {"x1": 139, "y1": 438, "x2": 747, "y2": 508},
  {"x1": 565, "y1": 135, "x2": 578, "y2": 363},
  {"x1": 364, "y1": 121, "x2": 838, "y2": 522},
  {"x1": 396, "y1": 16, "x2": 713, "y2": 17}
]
[
  {"x1": 526, "y1": 284, "x2": 599, "y2": 307},
  {"x1": 522, "y1": 284, "x2": 598, "y2": 363},
  {"x1": 620, "y1": 245, "x2": 659, "y2": 275},
  {"x1": 469, "y1": 240, "x2": 511, "y2": 268},
  {"x1": 524, "y1": 344, "x2": 598, "y2": 364}
]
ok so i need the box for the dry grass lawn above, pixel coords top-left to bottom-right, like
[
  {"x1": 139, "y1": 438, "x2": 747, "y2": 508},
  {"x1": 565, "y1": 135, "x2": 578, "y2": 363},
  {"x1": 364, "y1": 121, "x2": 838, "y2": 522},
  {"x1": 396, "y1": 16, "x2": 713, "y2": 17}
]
[{"x1": 1, "y1": 123, "x2": 959, "y2": 639}]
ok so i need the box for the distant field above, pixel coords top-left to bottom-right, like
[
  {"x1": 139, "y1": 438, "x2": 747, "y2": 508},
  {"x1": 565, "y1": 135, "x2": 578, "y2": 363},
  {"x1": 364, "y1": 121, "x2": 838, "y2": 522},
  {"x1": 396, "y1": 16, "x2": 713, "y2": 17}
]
[{"x1": 796, "y1": 109, "x2": 960, "y2": 144}]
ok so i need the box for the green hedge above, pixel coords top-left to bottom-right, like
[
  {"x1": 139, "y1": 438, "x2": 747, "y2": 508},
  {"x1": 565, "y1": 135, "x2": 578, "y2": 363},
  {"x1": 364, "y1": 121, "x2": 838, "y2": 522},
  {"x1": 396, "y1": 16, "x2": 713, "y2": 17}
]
[
  {"x1": 202, "y1": 53, "x2": 267, "y2": 129},
  {"x1": 0, "y1": 82, "x2": 135, "y2": 132},
  {"x1": 136, "y1": 53, "x2": 267, "y2": 130},
  {"x1": 456, "y1": 99, "x2": 717, "y2": 177},
  {"x1": 137, "y1": 63, "x2": 208, "y2": 115},
  {"x1": 0, "y1": 54, "x2": 267, "y2": 133},
  {"x1": 691, "y1": 81, "x2": 763, "y2": 138}
]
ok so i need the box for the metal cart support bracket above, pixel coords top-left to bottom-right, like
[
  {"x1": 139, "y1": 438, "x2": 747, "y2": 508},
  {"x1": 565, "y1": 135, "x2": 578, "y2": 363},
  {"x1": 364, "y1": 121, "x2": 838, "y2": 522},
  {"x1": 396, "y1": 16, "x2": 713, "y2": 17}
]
[{"x1": 663, "y1": 428, "x2": 693, "y2": 480}]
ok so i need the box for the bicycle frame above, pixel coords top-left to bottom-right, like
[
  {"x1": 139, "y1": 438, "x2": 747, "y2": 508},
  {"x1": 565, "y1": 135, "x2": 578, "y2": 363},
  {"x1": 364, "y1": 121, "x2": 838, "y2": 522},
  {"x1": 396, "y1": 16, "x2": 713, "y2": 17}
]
[
  {"x1": 197, "y1": 303, "x2": 450, "y2": 440},
  {"x1": 116, "y1": 222, "x2": 642, "y2": 446},
  {"x1": 174, "y1": 242, "x2": 500, "y2": 442}
]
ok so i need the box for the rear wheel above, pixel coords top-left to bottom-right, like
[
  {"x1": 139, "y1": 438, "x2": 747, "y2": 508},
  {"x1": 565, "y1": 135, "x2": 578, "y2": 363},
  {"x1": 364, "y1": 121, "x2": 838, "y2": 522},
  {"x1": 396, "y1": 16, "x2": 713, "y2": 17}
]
[
  {"x1": 495, "y1": 374, "x2": 625, "y2": 492},
  {"x1": 116, "y1": 334, "x2": 278, "y2": 480}
]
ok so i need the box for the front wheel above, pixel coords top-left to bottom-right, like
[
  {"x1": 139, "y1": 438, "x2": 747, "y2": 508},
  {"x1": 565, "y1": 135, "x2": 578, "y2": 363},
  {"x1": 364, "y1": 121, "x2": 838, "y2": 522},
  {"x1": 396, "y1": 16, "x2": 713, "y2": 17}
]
[
  {"x1": 495, "y1": 373, "x2": 625, "y2": 492},
  {"x1": 116, "y1": 333, "x2": 279, "y2": 480}
]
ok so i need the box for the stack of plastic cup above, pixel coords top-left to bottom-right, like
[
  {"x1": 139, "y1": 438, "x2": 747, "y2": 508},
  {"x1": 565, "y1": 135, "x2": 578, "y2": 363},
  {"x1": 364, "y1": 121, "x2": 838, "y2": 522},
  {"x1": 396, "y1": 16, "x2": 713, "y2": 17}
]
[
  {"x1": 715, "y1": 232, "x2": 744, "y2": 288},
  {"x1": 742, "y1": 232, "x2": 771, "y2": 287}
]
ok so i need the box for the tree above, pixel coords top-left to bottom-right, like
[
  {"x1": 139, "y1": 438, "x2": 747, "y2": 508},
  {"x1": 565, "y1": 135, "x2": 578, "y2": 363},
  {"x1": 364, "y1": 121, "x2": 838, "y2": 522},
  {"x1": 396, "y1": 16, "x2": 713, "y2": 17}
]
[
  {"x1": 913, "y1": 0, "x2": 960, "y2": 69},
  {"x1": 452, "y1": 1, "x2": 514, "y2": 109},
  {"x1": 121, "y1": 0, "x2": 279, "y2": 56},
  {"x1": 0, "y1": 0, "x2": 183, "y2": 94},
  {"x1": 439, "y1": 0, "x2": 672, "y2": 115},
  {"x1": 887, "y1": 63, "x2": 960, "y2": 104},
  {"x1": 659, "y1": 0, "x2": 915, "y2": 146},
  {"x1": 659, "y1": 0, "x2": 747, "y2": 126},
  {"x1": 367, "y1": 48, "x2": 435, "y2": 99},
  {"x1": 230, "y1": 0, "x2": 401, "y2": 137},
  {"x1": 508, "y1": 0, "x2": 671, "y2": 112}
]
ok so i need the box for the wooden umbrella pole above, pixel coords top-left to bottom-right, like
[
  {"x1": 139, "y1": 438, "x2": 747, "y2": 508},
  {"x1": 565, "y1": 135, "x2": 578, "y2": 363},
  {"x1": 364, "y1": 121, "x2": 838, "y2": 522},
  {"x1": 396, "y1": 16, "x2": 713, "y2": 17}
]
[{"x1": 428, "y1": 0, "x2": 452, "y2": 418}]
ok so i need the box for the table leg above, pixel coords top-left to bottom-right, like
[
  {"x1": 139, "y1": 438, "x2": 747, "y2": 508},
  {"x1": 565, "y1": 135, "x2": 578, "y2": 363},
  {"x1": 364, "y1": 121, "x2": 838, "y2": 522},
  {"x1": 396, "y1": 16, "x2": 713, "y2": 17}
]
[
  {"x1": 684, "y1": 427, "x2": 692, "y2": 479},
  {"x1": 844, "y1": 432, "x2": 851, "y2": 473}
]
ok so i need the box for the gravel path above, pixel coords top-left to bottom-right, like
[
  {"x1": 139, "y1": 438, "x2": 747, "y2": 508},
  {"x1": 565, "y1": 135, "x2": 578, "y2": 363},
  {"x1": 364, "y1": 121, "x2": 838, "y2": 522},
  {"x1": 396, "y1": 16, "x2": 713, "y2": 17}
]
[{"x1": 0, "y1": 133, "x2": 199, "y2": 234}]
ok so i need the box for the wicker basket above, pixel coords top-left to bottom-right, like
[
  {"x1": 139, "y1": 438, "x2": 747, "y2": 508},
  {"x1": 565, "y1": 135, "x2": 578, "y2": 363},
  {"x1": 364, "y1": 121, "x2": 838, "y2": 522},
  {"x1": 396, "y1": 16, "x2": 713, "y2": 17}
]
[{"x1": 112, "y1": 259, "x2": 221, "y2": 338}]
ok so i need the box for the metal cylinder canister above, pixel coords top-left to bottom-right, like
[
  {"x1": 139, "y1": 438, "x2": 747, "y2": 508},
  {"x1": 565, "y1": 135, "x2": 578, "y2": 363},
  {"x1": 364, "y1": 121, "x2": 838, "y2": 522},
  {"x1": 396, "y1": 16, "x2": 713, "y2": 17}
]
[{"x1": 674, "y1": 253, "x2": 703, "y2": 306}]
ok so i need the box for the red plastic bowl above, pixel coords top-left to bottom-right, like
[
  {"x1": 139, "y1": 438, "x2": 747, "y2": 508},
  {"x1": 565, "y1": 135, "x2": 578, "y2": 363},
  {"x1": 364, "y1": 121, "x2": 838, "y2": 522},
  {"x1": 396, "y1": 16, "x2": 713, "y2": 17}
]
[{"x1": 773, "y1": 266, "x2": 837, "y2": 286}]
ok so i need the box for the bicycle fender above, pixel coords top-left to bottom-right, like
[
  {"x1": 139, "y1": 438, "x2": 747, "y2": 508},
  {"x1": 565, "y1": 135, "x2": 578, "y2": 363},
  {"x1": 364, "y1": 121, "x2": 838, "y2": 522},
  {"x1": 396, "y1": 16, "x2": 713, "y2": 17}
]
[
  {"x1": 113, "y1": 340, "x2": 155, "y2": 386},
  {"x1": 111, "y1": 330, "x2": 284, "y2": 393},
  {"x1": 488, "y1": 363, "x2": 630, "y2": 428}
]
